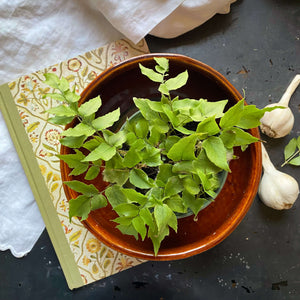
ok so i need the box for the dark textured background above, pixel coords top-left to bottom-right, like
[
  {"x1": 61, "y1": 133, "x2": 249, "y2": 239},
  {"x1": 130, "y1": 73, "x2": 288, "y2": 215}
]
[{"x1": 1, "y1": 0, "x2": 299, "y2": 299}]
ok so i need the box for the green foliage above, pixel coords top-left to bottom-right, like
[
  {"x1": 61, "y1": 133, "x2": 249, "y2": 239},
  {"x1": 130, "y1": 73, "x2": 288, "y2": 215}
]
[
  {"x1": 282, "y1": 136, "x2": 300, "y2": 166},
  {"x1": 44, "y1": 58, "x2": 271, "y2": 256}
]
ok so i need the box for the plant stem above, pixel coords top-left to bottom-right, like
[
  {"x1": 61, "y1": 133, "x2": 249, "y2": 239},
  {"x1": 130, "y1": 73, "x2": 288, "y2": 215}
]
[{"x1": 281, "y1": 149, "x2": 300, "y2": 167}]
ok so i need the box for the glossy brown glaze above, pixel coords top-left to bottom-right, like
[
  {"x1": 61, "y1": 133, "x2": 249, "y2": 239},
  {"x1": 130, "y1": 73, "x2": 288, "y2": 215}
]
[{"x1": 61, "y1": 54, "x2": 262, "y2": 261}]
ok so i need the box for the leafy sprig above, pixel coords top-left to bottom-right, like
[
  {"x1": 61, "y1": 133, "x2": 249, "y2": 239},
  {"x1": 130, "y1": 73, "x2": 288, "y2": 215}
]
[
  {"x1": 44, "y1": 58, "x2": 275, "y2": 255},
  {"x1": 282, "y1": 136, "x2": 300, "y2": 166}
]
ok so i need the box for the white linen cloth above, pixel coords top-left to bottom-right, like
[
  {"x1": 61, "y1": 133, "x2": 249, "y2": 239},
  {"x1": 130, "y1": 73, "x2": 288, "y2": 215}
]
[{"x1": 0, "y1": 0, "x2": 236, "y2": 257}]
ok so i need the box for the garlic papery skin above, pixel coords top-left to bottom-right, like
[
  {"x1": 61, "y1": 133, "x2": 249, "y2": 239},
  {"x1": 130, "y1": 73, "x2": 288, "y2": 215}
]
[
  {"x1": 258, "y1": 144, "x2": 299, "y2": 210},
  {"x1": 260, "y1": 104, "x2": 294, "y2": 138},
  {"x1": 260, "y1": 74, "x2": 300, "y2": 138}
]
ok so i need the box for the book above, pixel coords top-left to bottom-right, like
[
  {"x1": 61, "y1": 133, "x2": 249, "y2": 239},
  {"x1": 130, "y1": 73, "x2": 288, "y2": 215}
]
[{"x1": 0, "y1": 39, "x2": 149, "y2": 289}]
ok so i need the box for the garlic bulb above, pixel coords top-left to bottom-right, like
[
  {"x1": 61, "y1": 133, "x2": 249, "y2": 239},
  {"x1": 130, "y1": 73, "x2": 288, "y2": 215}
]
[
  {"x1": 260, "y1": 74, "x2": 300, "y2": 138},
  {"x1": 258, "y1": 144, "x2": 299, "y2": 210}
]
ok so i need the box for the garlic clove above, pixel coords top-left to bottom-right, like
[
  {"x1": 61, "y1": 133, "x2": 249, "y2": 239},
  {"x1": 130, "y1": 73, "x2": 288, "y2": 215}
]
[
  {"x1": 258, "y1": 144, "x2": 299, "y2": 210},
  {"x1": 258, "y1": 168, "x2": 299, "y2": 210},
  {"x1": 260, "y1": 104, "x2": 294, "y2": 138},
  {"x1": 259, "y1": 74, "x2": 299, "y2": 138}
]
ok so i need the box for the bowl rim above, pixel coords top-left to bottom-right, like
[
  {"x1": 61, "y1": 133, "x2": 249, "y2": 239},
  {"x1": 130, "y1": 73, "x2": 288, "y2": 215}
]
[{"x1": 60, "y1": 53, "x2": 262, "y2": 260}]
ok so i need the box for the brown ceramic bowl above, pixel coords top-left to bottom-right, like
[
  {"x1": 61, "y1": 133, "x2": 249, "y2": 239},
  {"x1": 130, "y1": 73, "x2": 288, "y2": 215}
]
[{"x1": 61, "y1": 53, "x2": 262, "y2": 261}]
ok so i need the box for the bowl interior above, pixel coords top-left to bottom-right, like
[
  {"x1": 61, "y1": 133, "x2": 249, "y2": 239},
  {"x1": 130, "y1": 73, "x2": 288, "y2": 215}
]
[{"x1": 61, "y1": 54, "x2": 262, "y2": 260}]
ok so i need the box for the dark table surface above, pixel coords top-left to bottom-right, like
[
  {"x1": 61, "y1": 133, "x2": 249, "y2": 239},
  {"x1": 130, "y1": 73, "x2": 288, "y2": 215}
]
[{"x1": 1, "y1": 0, "x2": 299, "y2": 299}]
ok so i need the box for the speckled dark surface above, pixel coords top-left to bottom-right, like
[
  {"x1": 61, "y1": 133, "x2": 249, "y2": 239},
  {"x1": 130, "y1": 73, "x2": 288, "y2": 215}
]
[{"x1": 0, "y1": 0, "x2": 299, "y2": 299}]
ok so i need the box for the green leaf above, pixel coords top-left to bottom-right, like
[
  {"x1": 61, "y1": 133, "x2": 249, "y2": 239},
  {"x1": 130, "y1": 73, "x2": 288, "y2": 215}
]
[
  {"x1": 154, "y1": 57, "x2": 169, "y2": 72},
  {"x1": 197, "y1": 99, "x2": 228, "y2": 119},
  {"x1": 69, "y1": 195, "x2": 91, "y2": 221},
  {"x1": 156, "y1": 164, "x2": 174, "y2": 186},
  {"x1": 105, "y1": 185, "x2": 127, "y2": 208},
  {"x1": 90, "y1": 194, "x2": 107, "y2": 210},
  {"x1": 148, "y1": 223, "x2": 169, "y2": 256},
  {"x1": 116, "y1": 224, "x2": 139, "y2": 240},
  {"x1": 139, "y1": 207, "x2": 155, "y2": 229},
  {"x1": 172, "y1": 161, "x2": 193, "y2": 174},
  {"x1": 193, "y1": 150, "x2": 222, "y2": 174},
  {"x1": 105, "y1": 152, "x2": 124, "y2": 169},
  {"x1": 220, "y1": 100, "x2": 244, "y2": 129},
  {"x1": 123, "y1": 148, "x2": 142, "y2": 168},
  {"x1": 147, "y1": 187, "x2": 163, "y2": 203},
  {"x1": 82, "y1": 138, "x2": 102, "y2": 151},
  {"x1": 183, "y1": 176, "x2": 200, "y2": 195},
  {"x1": 129, "y1": 169, "x2": 154, "y2": 189},
  {"x1": 164, "y1": 70, "x2": 188, "y2": 91},
  {"x1": 82, "y1": 142, "x2": 116, "y2": 162},
  {"x1": 145, "y1": 100, "x2": 164, "y2": 113},
  {"x1": 154, "y1": 204, "x2": 177, "y2": 233},
  {"x1": 44, "y1": 93, "x2": 66, "y2": 102},
  {"x1": 232, "y1": 127, "x2": 259, "y2": 147},
  {"x1": 236, "y1": 105, "x2": 268, "y2": 129},
  {"x1": 64, "y1": 180, "x2": 99, "y2": 196},
  {"x1": 219, "y1": 130, "x2": 236, "y2": 149},
  {"x1": 165, "y1": 194, "x2": 187, "y2": 213},
  {"x1": 140, "y1": 144, "x2": 162, "y2": 167},
  {"x1": 68, "y1": 163, "x2": 89, "y2": 176},
  {"x1": 158, "y1": 83, "x2": 170, "y2": 95},
  {"x1": 44, "y1": 73, "x2": 61, "y2": 90},
  {"x1": 160, "y1": 136, "x2": 180, "y2": 154},
  {"x1": 102, "y1": 130, "x2": 127, "y2": 147},
  {"x1": 162, "y1": 103, "x2": 180, "y2": 127},
  {"x1": 48, "y1": 115, "x2": 74, "y2": 125},
  {"x1": 139, "y1": 64, "x2": 164, "y2": 82},
  {"x1": 114, "y1": 203, "x2": 139, "y2": 218},
  {"x1": 92, "y1": 108, "x2": 120, "y2": 130},
  {"x1": 122, "y1": 188, "x2": 148, "y2": 205},
  {"x1": 84, "y1": 165, "x2": 100, "y2": 180},
  {"x1": 113, "y1": 216, "x2": 133, "y2": 226},
  {"x1": 238, "y1": 105, "x2": 282, "y2": 129},
  {"x1": 289, "y1": 156, "x2": 300, "y2": 166},
  {"x1": 133, "y1": 98, "x2": 160, "y2": 120},
  {"x1": 78, "y1": 96, "x2": 102, "y2": 117},
  {"x1": 132, "y1": 216, "x2": 147, "y2": 240},
  {"x1": 63, "y1": 123, "x2": 95, "y2": 137},
  {"x1": 151, "y1": 118, "x2": 169, "y2": 134},
  {"x1": 130, "y1": 115, "x2": 149, "y2": 138},
  {"x1": 164, "y1": 176, "x2": 183, "y2": 197},
  {"x1": 103, "y1": 168, "x2": 129, "y2": 185},
  {"x1": 182, "y1": 191, "x2": 209, "y2": 216},
  {"x1": 167, "y1": 134, "x2": 198, "y2": 161},
  {"x1": 148, "y1": 127, "x2": 163, "y2": 145},
  {"x1": 58, "y1": 77, "x2": 69, "y2": 92},
  {"x1": 174, "y1": 126, "x2": 195, "y2": 135},
  {"x1": 64, "y1": 90, "x2": 81, "y2": 103},
  {"x1": 202, "y1": 136, "x2": 230, "y2": 171},
  {"x1": 57, "y1": 149, "x2": 85, "y2": 168},
  {"x1": 47, "y1": 105, "x2": 77, "y2": 117},
  {"x1": 284, "y1": 138, "x2": 297, "y2": 161},
  {"x1": 195, "y1": 169, "x2": 216, "y2": 197},
  {"x1": 172, "y1": 98, "x2": 199, "y2": 113},
  {"x1": 59, "y1": 135, "x2": 86, "y2": 148},
  {"x1": 196, "y1": 116, "x2": 220, "y2": 136}
]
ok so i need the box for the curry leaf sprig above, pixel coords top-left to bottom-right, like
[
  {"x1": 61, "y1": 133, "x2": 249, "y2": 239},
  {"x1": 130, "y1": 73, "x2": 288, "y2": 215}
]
[
  {"x1": 44, "y1": 57, "x2": 276, "y2": 255},
  {"x1": 282, "y1": 136, "x2": 300, "y2": 167}
]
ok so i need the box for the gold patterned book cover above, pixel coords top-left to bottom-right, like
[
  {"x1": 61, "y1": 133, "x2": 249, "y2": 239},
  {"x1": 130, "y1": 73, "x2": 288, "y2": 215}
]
[{"x1": 0, "y1": 39, "x2": 149, "y2": 289}]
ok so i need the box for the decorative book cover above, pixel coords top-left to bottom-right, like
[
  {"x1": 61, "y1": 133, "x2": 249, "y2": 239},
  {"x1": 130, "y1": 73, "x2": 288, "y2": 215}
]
[{"x1": 0, "y1": 39, "x2": 149, "y2": 289}]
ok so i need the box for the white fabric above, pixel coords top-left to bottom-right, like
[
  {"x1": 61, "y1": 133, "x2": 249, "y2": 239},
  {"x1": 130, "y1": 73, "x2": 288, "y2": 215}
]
[
  {"x1": 87, "y1": 0, "x2": 184, "y2": 45},
  {"x1": 0, "y1": 0, "x2": 236, "y2": 257},
  {"x1": 0, "y1": 111, "x2": 45, "y2": 257},
  {"x1": 150, "y1": 0, "x2": 237, "y2": 39}
]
